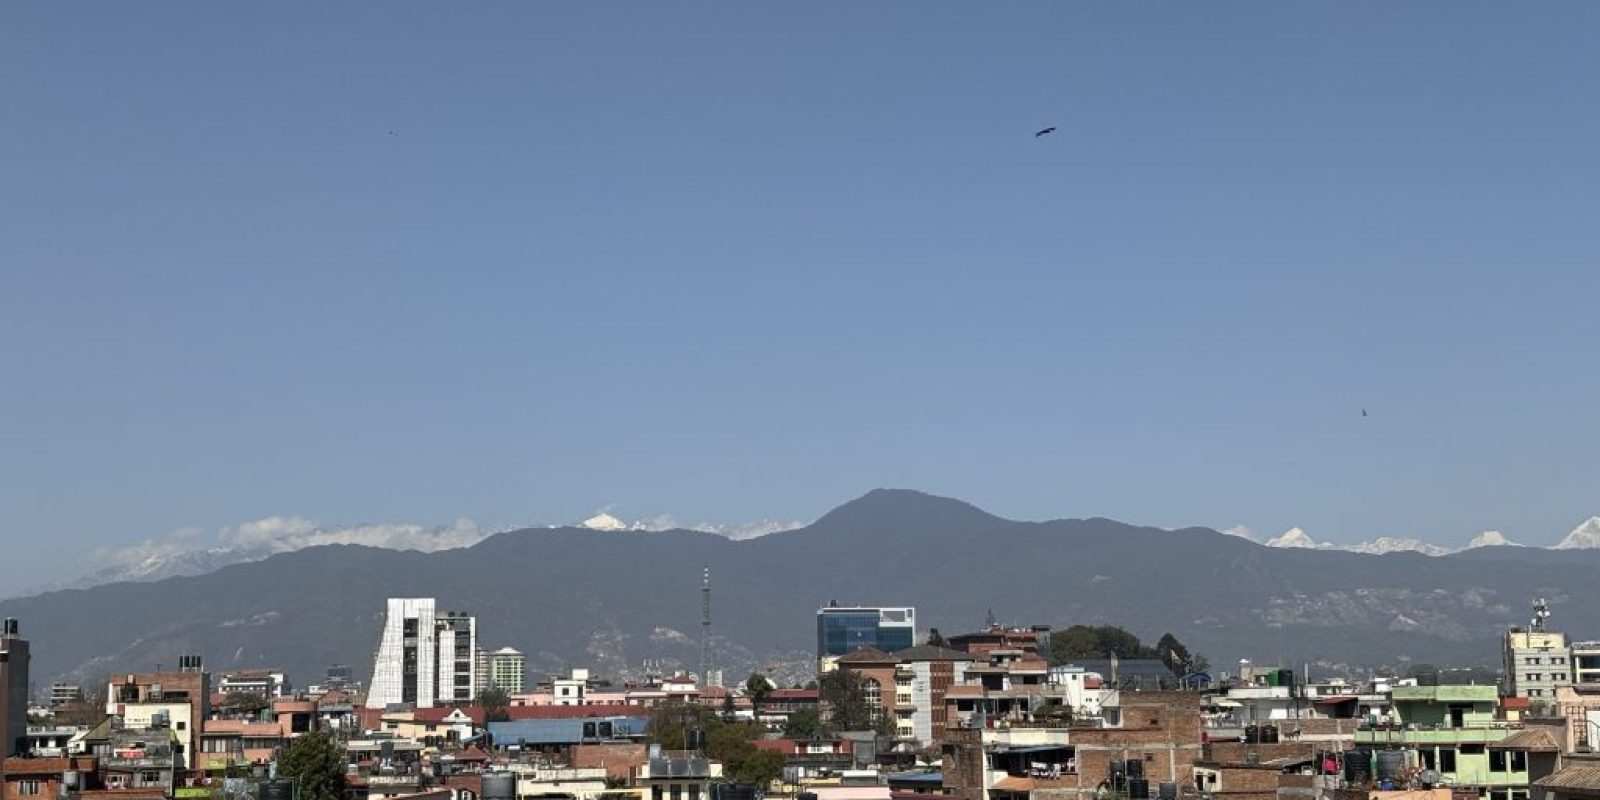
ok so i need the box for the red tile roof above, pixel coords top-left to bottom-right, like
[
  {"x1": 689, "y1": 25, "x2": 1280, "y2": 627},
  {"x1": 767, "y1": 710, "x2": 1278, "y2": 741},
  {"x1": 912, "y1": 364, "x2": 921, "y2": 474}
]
[
  {"x1": 768, "y1": 689, "x2": 819, "y2": 701},
  {"x1": 507, "y1": 704, "x2": 646, "y2": 720},
  {"x1": 413, "y1": 707, "x2": 486, "y2": 725}
]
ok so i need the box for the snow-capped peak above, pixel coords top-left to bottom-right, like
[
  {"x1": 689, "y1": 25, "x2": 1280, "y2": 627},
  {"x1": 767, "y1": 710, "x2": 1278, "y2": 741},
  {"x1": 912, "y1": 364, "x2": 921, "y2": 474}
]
[
  {"x1": 1266, "y1": 527, "x2": 1320, "y2": 548},
  {"x1": 580, "y1": 512, "x2": 628, "y2": 531},
  {"x1": 1466, "y1": 530, "x2": 1516, "y2": 549},
  {"x1": 1554, "y1": 517, "x2": 1600, "y2": 550},
  {"x1": 1340, "y1": 537, "x2": 1451, "y2": 557}
]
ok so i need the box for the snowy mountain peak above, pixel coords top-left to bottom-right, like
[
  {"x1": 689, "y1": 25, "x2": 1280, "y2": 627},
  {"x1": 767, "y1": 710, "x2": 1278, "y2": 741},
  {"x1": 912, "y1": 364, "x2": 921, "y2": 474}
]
[
  {"x1": 1342, "y1": 537, "x2": 1452, "y2": 557},
  {"x1": 1266, "y1": 527, "x2": 1320, "y2": 548},
  {"x1": 580, "y1": 512, "x2": 629, "y2": 532},
  {"x1": 1555, "y1": 517, "x2": 1600, "y2": 550},
  {"x1": 1467, "y1": 530, "x2": 1516, "y2": 549}
]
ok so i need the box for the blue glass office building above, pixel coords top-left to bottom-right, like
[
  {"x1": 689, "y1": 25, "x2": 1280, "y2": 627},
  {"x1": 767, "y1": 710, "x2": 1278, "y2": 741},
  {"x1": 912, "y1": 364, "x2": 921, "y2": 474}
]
[{"x1": 817, "y1": 606, "x2": 916, "y2": 660}]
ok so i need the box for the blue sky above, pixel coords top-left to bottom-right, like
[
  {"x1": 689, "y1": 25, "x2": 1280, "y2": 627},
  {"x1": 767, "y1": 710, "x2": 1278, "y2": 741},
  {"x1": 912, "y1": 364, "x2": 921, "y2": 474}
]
[{"x1": 4, "y1": 3, "x2": 1600, "y2": 587}]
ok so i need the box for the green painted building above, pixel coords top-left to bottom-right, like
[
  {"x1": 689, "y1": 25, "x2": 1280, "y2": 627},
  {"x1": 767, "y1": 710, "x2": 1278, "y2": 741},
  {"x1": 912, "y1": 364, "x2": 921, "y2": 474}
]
[{"x1": 1355, "y1": 685, "x2": 1531, "y2": 799}]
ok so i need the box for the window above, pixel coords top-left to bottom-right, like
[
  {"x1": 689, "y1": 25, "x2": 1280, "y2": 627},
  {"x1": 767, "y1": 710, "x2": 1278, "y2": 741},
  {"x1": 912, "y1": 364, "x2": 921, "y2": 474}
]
[
  {"x1": 1555, "y1": 673, "x2": 1568, "y2": 681},
  {"x1": 1527, "y1": 673, "x2": 1542, "y2": 681},
  {"x1": 1526, "y1": 657, "x2": 1541, "y2": 665},
  {"x1": 20, "y1": 780, "x2": 41, "y2": 796},
  {"x1": 1511, "y1": 751, "x2": 1527, "y2": 772},
  {"x1": 1490, "y1": 751, "x2": 1506, "y2": 772},
  {"x1": 670, "y1": 784, "x2": 683, "y2": 800},
  {"x1": 1439, "y1": 749, "x2": 1457, "y2": 773},
  {"x1": 862, "y1": 679, "x2": 882, "y2": 722}
]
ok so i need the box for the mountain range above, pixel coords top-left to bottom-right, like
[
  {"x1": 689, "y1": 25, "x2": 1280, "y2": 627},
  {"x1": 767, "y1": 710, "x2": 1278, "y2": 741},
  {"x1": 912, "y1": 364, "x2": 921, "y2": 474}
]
[
  {"x1": 1248, "y1": 518, "x2": 1600, "y2": 555},
  {"x1": 6, "y1": 489, "x2": 1600, "y2": 691}
]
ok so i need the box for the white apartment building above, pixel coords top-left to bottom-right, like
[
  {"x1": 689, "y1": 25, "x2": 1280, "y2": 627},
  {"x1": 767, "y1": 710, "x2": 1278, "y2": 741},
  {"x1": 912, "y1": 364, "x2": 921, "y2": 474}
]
[{"x1": 366, "y1": 598, "x2": 477, "y2": 709}]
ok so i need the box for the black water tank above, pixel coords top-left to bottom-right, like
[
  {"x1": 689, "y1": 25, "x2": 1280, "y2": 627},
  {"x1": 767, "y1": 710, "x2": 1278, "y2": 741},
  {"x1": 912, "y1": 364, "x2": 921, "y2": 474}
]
[
  {"x1": 259, "y1": 781, "x2": 295, "y2": 800},
  {"x1": 1158, "y1": 783, "x2": 1177, "y2": 800},
  {"x1": 1126, "y1": 759, "x2": 1145, "y2": 779},
  {"x1": 1127, "y1": 778, "x2": 1150, "y2": 799},
  {"x1": 482, "y1": 773, "x2": 516, "y2": 800},
  {"x1": 1261, "y1": 725, "x2": 1279, "y2": 744},
  {"x1": 715, "y1": 786, "x2": 759, "y2": 800},
  {"x1": 1243, "y1": 725, "x2": 1260, "y2": 744},
  {"x1": 1376, "y1": 750, "x2": 1408, "y2": 782},
  {"x1": 1344, "y1": 749, "x2": 1372, "y2": 783}
]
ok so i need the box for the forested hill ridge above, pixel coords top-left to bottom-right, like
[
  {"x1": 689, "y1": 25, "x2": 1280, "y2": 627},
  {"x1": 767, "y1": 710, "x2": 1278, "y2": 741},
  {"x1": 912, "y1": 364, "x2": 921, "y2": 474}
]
[{"x1": 4, "y1": 489, "x2": 1598, "y2": 687}]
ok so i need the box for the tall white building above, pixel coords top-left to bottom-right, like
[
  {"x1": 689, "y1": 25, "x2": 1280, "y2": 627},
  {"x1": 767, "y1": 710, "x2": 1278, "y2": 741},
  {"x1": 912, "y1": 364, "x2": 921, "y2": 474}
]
[{"x1": 367, "y1": 599, "x2": 477, "y2": 709}]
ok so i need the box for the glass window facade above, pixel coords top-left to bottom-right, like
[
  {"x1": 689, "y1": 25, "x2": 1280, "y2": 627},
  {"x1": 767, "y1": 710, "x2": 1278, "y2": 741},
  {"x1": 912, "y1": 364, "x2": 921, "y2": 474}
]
[{"x1": 817, "y1": 608, "x2": 915, "y2": 657}]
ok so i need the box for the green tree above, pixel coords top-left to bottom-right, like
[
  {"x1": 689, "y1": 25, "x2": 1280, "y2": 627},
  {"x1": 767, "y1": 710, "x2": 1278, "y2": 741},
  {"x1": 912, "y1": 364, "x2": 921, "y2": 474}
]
[
  {"x1": 745, "y1": 673, "x2": 775, "y2": 716},
  {"x1": 277, "y1": 730, "x2": 347, "y2": 800},
  {"x1": 1154, "y1": 633, "x2": 1192, "y2": 677},
  {"x1": 820, "y1": 670, "x2": 883, "y2": 733},
  {"x1": 222, "y1": 692, "x2": 270, "y2": 717},
  {"x1": 1048, "y1": 625, "x2": 1157, "y2": 666},
  {"x1": 783, "y1": 708, "x2": 826, "y2": 739},
  {"x1": 648, "y1": 702, "x2": 720, "y2": 751},
  {"x1": 477, "y1": 686, "x2": 511, "y2": 722},
  {"x1": 725, "y1": 746, "x2": 785, "y2": 788}
]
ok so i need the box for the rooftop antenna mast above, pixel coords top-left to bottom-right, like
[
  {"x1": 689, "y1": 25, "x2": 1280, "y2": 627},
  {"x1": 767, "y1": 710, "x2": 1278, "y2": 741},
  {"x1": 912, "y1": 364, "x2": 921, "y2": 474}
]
[
  {"x1": 1532, "y1": 597, "x2": 1551, "y2": 632},
  {"x1": 700, "y1": 566, "x2": 712, "y2": 685}
]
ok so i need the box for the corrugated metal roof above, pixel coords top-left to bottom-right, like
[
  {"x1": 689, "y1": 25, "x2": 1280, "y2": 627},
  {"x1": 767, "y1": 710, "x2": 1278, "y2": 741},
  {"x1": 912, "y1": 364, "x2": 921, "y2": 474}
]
[
  {"x1": 1489, "y1": 729, "x2": 1560, "y2": 752},
  {"x1": 1534, "y1": 764, "x2": 1600, "y2": 791}
]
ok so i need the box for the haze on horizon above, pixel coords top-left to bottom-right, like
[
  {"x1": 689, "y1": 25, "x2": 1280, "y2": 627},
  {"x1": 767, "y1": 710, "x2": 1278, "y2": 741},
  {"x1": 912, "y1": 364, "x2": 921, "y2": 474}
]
[{"x1": 4, "y1": 3, "x2": 1600, "y2": 589}]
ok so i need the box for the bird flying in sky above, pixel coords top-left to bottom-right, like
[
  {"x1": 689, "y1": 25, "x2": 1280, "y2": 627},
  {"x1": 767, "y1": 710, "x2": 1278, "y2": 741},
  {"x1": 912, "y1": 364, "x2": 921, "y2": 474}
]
[{"x1": 1035, "y1": 126, "x2": 1056, "y2": 137}]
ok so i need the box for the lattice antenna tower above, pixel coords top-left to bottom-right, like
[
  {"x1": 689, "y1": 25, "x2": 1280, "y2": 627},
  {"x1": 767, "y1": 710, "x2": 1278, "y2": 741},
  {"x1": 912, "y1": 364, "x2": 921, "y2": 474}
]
[{"x1": 700, "y1": 566, "x2": 711, "y2": 684}]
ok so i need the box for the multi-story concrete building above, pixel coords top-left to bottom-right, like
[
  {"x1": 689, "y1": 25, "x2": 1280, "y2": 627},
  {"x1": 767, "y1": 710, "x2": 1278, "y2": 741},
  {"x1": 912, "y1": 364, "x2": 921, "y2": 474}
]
[
  {"x1": 833, "y1": 644, "x2": 982, "y2": 743},
  {"x1": 488, "y1": 648, "x2": 526, "y2": 694},
  {"x1": 1505, "y1": 628, "x2": 1571, "y2": 700},
  {"x1": 217, "y1": 670, "x2": 289, "y2": 699},
  {"x1": 367, "y1": 599, "x2": 477, "y2": 709},
  {"x1": 941, "y1": 690, "x2": 1205, "y2": 800},
  {"x1": 1355, "y1": 685, "x2": 1529, "y2": 797},
  {"x1": 1, "y1": 618, "x2": 28, "y2": 758},
  {"x1": 1570, "y1": 642, "x2": 1600, "y2": 686},
  {"x1": 1504, "y1": 600, "x2": 1574, "y2": 700},
  {"x1": 816, "y1": 604, "x2": 915, "y2": 672},
  {"x1": 949, "y1": 625, "x2": 1052, "y2": 659},
  {"x1": 46, "y1": 683, "x2": 81, "y2": 708},
  {"x1": 105, "y1": 655, "x2": 209, "y2": 770}
]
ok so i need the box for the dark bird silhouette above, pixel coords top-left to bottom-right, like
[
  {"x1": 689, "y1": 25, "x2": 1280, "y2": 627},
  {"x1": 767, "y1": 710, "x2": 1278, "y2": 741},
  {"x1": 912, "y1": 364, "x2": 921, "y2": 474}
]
[
  {"x1": 1362, "y1": 409, "x2": 1369, "y2": 417},
  {"x1": 388, "y1": 130, "x2": 397, "y2": 137},
  {"x1": 1035, "y1": 126, "x2": 1057, "y2": 137}
]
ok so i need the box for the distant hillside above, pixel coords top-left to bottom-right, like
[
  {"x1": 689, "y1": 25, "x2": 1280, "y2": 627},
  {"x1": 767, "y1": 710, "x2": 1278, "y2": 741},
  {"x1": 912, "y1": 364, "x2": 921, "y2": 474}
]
[{"x1": 4, "y1": 489, "x2": 1597, "y2": 691}]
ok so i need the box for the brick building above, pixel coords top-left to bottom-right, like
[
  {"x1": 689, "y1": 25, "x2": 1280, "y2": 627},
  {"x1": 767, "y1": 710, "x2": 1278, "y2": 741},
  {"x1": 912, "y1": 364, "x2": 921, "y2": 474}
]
[{"x1": 942, "y1": 691, "x2": 1205, "y2": 800}]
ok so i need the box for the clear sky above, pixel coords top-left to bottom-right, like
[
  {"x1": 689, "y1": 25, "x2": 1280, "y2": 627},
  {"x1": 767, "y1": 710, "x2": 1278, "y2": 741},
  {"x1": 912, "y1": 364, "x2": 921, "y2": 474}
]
[{"x1": 4, "y1": 3, "x2": 1600, "y2": 588}]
